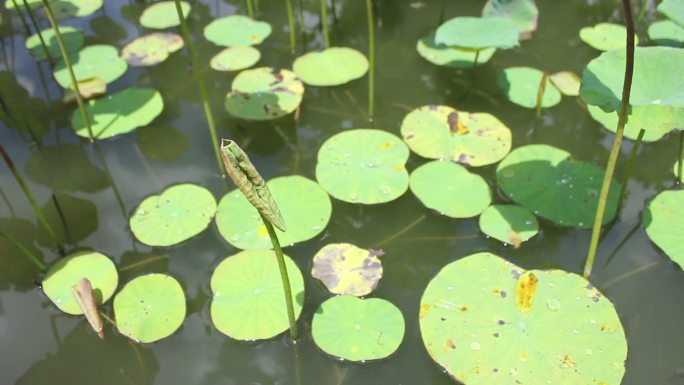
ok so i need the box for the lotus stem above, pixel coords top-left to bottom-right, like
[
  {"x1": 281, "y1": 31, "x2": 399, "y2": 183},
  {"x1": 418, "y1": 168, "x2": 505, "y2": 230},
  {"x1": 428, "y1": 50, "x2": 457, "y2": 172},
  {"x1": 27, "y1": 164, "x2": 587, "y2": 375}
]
[
  {"x1": 320, "y1": 0, "x2": 330, "y2": 47},
  {"x1": 584, "y1": 0, "x2": 635, "y2": 279},
  {"x1": 10, "y1": 0, "x2": 32, "y2": 35},
  {"x1": 253, "y1": 0, "x2": 260, "y2": 14},
  {"x1": 22, "y1": 0, "x2": 53, "y2": 66},
  {"x1": 617, "y1": 128, "x2": 645, "y2": 208},
  {"x1": 472, "y1": 50, "x2": 480, "y2": 69},
  {"x1": 438, "y1": 0, "x2": 447, "y2": 26},
  {"x1": 0, "y1": 227, "x2": 47, "y2": 272},
  {"x1": 366, "y1": 0, "x2": 375, "y2": 121},
  {"x1": 285, "y1": 0, "x2": 297, "y2": 53},
  {"x1": 535, "y1": 71, "x2": 548, "y2": 118},
  {"x1": 245, "y1": 0, "x2": 254, "y2": 18},
  {"x1": 678, "y1": 131, "x2": 683, "y2": 183},
  {"x1": 173, "y1": 0, "x2": 225, "y2": 179}
]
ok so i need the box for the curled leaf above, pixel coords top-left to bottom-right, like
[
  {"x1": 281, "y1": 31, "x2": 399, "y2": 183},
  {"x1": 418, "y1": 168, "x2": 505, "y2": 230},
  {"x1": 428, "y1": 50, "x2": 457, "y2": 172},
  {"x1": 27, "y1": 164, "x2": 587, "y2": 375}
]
[{"x1": 71, "y1": 278, "x2": 104, "y2": 339}]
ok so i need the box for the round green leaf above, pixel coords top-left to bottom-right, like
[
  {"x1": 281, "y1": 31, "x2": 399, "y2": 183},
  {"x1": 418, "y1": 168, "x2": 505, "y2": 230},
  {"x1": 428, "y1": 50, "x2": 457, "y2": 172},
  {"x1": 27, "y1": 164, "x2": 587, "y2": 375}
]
[
  {"x1": 482, "y1": 0, "x2": 539, "y2": 38},
  {"x1": 420, "y1": 252, "x2": 627, "y2": 385},
  {"x1": 316, "y1": 129, "x2": 410, "y2": 205},
  {"x1": 435, "y1": 16, "x2": 519, "y2": 50},
  {"x1": 644, "y1": 190, "x2": 684, "y2": 267},
  {"x1": 579, "y1": 23, "x2": 637, "y2": 51},
  {"x1": 293, "y1": 47, "x2": 369, "y2": 86},
  {"x1": 498, "y1": 67, "x2": 561, "y2": 109},
  {"x1": 114, "y1": 274, "x2": 186, "y2": 343},
  {"x1": 400, "y1": 105, "x2": 512, "y2": 167},
  {"x1": 311, "y1": 243, "x2": 383, "y2": 296},
  {"x1": 121, "y1": 32, "x2": 184, "y2": 67},
  {"x1": 417, "y1": 33, "x2": 496, "y2": 68},
  {"x1": 659, "y1": 0, "x2": 684, "y2": 28},
  {"x1": 210, "y1": 46, "x2": 260, "y2": 72},
  {"x1": 312, "y1": 296, "x2": 405, "y2": 361},
  {"x1": 26, "y1": 26, "x2": 83, "y2": 61},
  {"x1": 479, "y1": 205, "x2": 539, "y2": 247},
  {"x1": 42, "y1": 250, "x2": 118, "y2": 315},
  {"x1": 409, "y1": 161, "x2": 491, "y2": 218},
  {"x1": 71, "y1": 87, "x2": 164, "y2": 139},
  {"x1": 648, "y1": 20, "x2": 684, "y2": 47},
  {"x1": 51, "y1": 0, "x2": 102, "y2": 20},
  {"x1": 496, "y1": 144, "x2": 621, "y2": 228},
  {"x1": 224, "y1": 67, "x2": 304, "y2": 120},
  {"x1": 204, "y1": 15, "x2": 271, "y2": 47},
  {"x1": 215, "y1": 175, "x2": 331, "y2": 249},
  {"x1": 139, "y1": 1, "x2": 190, "y2": 30},
  {"x1": 587, "y1": 104, "x2": 684, "y2": 142},
  {"x1": 53, "y1": 45, "x2": 127, "y2": 89},
  {"x1": 549, "y1": 71, "x2": 581, "y2": 97},
  {"x1": 130, "y1": 183, "x2": 216, "y2": 247},
  {"x1": 210, "y1": 249, "x2": 304, "y2": 340}
]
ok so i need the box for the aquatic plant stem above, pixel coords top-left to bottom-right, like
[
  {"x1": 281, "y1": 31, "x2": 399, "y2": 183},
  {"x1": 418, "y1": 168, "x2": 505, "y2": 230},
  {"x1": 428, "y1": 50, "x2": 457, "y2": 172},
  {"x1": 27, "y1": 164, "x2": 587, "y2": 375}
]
[
  {"x1": 245, "y1": 0, "x2": 254, "y2": 18},
  {"x1": 636, "y1": 0, "x2": 649, "y2": 24},
  {"x1": 678, "y1": 131, "x2": 683, "y2": 183},
  {"x1": 320, "y1": 0, "x2": 330, "y2": 47},
  {"x1": 535, "y1": 71, "x2": 548, "y2": 118},
  {"x1": 583, "y1": 0, "x2": 635, "y2": 279},
  {"x1": 22, "y1": 0, "x2": 53, "y2": 66},
  {"x1": 0, "y1": 227, "x2": 47, "y2": 271},
  {"x1": 617, "y1": 128, "x2": 644, "y2": 208},
  {"x1": 366, "y1": 0, "x2": 375, "y2": 121},
  {"x1": 261, "y1": 214, "x2": 299, "y2": 340},
  {"x1": 285, "y1": 0, "x2": 297, "y2": 53},
  {"x1": 10, "y1": 0, "x2": 31, "y2": 35},
  {"x1": 173, "y1": 0, "x2": 226, "y2": 179}
]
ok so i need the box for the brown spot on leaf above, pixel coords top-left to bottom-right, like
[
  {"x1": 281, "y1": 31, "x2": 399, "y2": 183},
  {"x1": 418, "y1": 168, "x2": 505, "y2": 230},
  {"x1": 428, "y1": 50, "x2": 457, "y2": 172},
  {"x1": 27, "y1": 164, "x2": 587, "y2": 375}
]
[{"x1": 515, "y1": 272, "x2": 538, "y2": 312}]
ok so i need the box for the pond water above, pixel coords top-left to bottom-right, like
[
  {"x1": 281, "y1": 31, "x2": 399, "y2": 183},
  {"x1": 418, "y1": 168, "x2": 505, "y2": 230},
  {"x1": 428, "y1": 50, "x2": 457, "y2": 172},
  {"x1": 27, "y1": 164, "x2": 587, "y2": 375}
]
[{"x1": 1, "y1": 0, "x2": 683, "y2": 384}]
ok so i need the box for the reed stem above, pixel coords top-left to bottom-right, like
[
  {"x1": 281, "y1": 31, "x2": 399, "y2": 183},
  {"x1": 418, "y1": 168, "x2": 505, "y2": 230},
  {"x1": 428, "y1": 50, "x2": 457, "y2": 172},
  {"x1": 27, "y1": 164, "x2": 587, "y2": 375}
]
[
  {"x1": 245, "y1": 0, "x2": 254, "y2": 18},
  {"x1": 617, "y1": 128, "x2": 644, "y2": 208},
  {"x1": 285, "y1": 0, "x2": 297, "y2": 53},
  {"x1": 320, "y1": 0, "x2": 330, "y2": 47},
  {"x1": 0, "y1": 227, "x2": 47, "y2": 271},
  {"x1": 366, "y1": 0, "x2": 375, "y2": 121}
]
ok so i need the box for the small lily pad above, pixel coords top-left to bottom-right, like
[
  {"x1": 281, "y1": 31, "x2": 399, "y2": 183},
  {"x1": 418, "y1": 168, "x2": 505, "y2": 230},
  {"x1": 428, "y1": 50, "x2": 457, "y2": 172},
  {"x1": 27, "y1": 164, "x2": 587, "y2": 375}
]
[
  {"x1": 410, "y1": 161, "x2": 491, "y2": 218},
  {"x1": 71, "y1": 87, "x2": 164, "y2": 139},
  {"x1": 204, "y1": 15, "x2": 271, "y2": 47},
  {"x1": 479, "y1": 205, "x2": 539, "y2": 247},
  {"x1": 130, "y1": 183, "x2": 216, "y2": 247},
  {"x1": 121, "y1": 32, "x2": 184, "y2": 67},
  {"x1": 114, "y1": 274, "x2": 186, "y2": 343},
  {"x1": 417, "y1": 33, "x2": 496, "y2": 68},
  {"x1": 579, "y1": 23, "x2": 638, "y2": 51},
  {"x1": 498, "y1": 67, "x2": 561, "y2": 109},
  {"x1": 312, "y1": 243, "x2": 383, "y2": 297},
  {"x1": 51, "y1": 0, "x2": 103, "y2": 20},
  {"x1": 420, "y1": 252, "x2": 627, "y2": 385},
  {"x1": 549, "y1": 71, "x2": 581, "y2": 96},
  {"x1": 53, "y1": 45, "x2": 128, "y2": 89},
  {"x1": 482, "y1": 0, "x2": 539, "y2": 38},
  {"x1": 316, "y1": 129, "x2": 410, "y2": 205},
  {"x1": 644, "y1": 190, "x2": 684, "y2": 267},
  {"x1": 312, "y1": 295, "x2": 405, "y2": 362},
  {"x1": 26, "y1": 26, "x2": 83, "y2": 61},
  {"x1": 435, "y1": 16, "x2": 519, "y2": 50},
  {"x1": 63, "y1": 77, "x2": 107, "y2": 103},
  {"x1": 210, "y1": 249, "x2": 305, "y2": 340},
  {"x1": 400, "y1": 105, "x2": 512, "y2": 167},
  {"x1": 648, "y1": 20, "x2": 684, "y2": 47},
  {"x1": 42, "y1": 250, "x2": 118, "y2": 315},
  {"x1": 587, "y1": 104, "x2": 684, "y2": 142},
  {"x1": 224, "y1": 67, "x2": 304, "y2": 120},
  {"x1": 140, "y1": 1, "x2": 190, "y2": 29},
  {"x1": 659, "y1": 0, "x2": 684, "y2": 28},
  {"x1": 215, "y1": 175, "x2": 331, "y2": 250},
  {"x1": 293, "y1": 47, "x2": 369, "y2": 86},
  {"x1": 496, "y1": 144, "x2": 621, "y2": 228},
  {"x1": 210, "y1": 46, "x2": 260, "y2": 72}
]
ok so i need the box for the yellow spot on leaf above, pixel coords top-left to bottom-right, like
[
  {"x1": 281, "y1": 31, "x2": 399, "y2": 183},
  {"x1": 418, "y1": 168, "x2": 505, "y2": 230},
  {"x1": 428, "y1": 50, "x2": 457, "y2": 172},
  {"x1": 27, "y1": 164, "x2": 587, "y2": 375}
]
[
  {"x1": 380, "y1": 141, "x2": 392, "y2": 149},
  {"x1": 257, "y1": 225, "x2": 268, "y2": 238},
  {"x1": 419, "y1": 303, "x2": 431, "y2": 318},
  {"x1": 393, "y1": 164, "x2": 405, "y2": 171},
  {"x1": 515, "y1": 272, "x2": 538, "y2": 312},
  {"x1": 600, "y1": 323, "x2": 616, "y2": 333},
  {"x1": 459, "y1": 306, "x2": 468, "y2": 313},
  {"x1": 559, "y1": 355, "x2": 577, "y2": 369}
]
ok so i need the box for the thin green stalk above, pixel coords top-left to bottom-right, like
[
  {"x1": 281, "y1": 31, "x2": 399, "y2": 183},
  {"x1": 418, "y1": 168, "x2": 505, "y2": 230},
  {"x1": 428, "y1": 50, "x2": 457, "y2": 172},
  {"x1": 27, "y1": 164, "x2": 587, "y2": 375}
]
[
  {"x1": 10, "y1": 0, "x2": 32, "y2": 35},
  {"x1": 41, "y1": 0, "x2": 94, "y2": 142},
  {"x1": 636, "y1": 0, "x2": 649, "y2": 24},
  {"x1": 366, "y1": 0, "x2": 375, "y2": 121},
  {"x1": 584, "y1": 0, "x2": 635, "y2": 279},
  {"x1": 535, "y1": 71, "x2": 548, "y2": 118},
  {"x1": 173, "y1": 0, "x2": 226, "y2": 179},
  {"x1": 285, "y1": 0, "x2": 297, "y2": 53},
  {"x1": 22, "y1": 0, "x2": 53, "y2": 66},
  {"x1": 261, "y1": 214, "x2": 299, "y2": 340},
  {"x1": 438, "y1": 0, "x2": 447, "y2": 26},
  {"x1": 245, "y1": 0, "x2": 254, "y2": 18},
  {"x1": 320, "y1": 0, "x2": 330, "y2": 47},
  {"x1": 678, "y1": 130, "x2": 683, "y2": 183},
  {"x1": 472, "y1": 50, "x2": 480, "y2": 69},
  {"x1": 253, "y1": 0, "x2": 260, "y2": 14},
  {"x1": 0, "y1": 227, "x2": 47, "y2": 271},
  {"x1": 617, "y1": 128, "x2": 645, "y2": 208}
]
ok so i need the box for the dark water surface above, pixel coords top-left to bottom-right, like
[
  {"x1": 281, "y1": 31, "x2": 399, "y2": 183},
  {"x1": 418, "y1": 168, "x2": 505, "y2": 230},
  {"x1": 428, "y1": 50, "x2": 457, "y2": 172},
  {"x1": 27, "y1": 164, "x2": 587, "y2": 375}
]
[{"x1": 1, "y1": 1, "x2": 683, "y2": 384}]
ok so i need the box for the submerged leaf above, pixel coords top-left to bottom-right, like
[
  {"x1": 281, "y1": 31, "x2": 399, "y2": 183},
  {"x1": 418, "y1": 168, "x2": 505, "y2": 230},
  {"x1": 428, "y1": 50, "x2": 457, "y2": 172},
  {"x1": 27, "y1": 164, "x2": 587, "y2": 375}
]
[
  {"x1": 644, "y1": 190, "x2": 684, "y2": 267},
  {"x1": 312, "y1": 243, "x2": 383, "y2": 296},
  {"x1": 71, "y1": 278, "x2": 104, "y2": 339}
]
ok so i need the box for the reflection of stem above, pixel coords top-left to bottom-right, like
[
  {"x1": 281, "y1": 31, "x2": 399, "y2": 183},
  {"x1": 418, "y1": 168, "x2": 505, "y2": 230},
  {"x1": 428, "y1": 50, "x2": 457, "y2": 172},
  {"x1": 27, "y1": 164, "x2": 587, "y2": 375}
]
[
  {"x1": 22, "y1": 0, "x2": 53, "y2": 67},
  {"x1": 51, "y1": 194, "x2": 72, "y2": 245},
  {"x1": 472, "y1": 50, "x2": 480, "y2": 69},
  {"x1": 0, "y1": 226, "x2": 47, "y2": 271},
  {"x1": 438, "y1": 0, "x2": 447, "y2": 26},
  {"x1": 602, "y1": 221, "x2": 640, "y2": 268},
  {"x1": 603, "y1": 260, "x2": 659, "y2": 288},
  {"x1": 366, "y1": 0, "x2": 375, "y2": 122},
  {"x1": 344, "y1": 90, "x2": 366, "y2": 118},
  {"x1": 92, "y1": 142, "x2": 127, "y2": 218},
  {"x1": 320, "y1": 0, "x2": 330, "y2": 47},
  {"x1": 617, "y1": 128, "x2": 644, "y2": 209},
  {"x1": 285, "y1": 0, "x2": 297, "y2": 53},
  {"x1": 584, "y1": 0, "x2": 635, "y2": 279},
  {"x1": 371, "y1": 214, "x2": 427, "y2": 248},
  {"x1": 535, "y1": 71, "x2": 548, "y2": 119},
  {"x1": 133, "y1": 142, "x2": 163, "y2": 190},
  {"x1": 119, "y1": 253, "x2": 168, "y2": 272}
]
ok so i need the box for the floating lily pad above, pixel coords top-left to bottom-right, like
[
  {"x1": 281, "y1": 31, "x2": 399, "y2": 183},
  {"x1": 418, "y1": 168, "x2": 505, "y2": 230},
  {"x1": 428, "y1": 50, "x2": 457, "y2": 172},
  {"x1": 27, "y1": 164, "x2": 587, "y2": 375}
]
[
  {"x1": 659, "y1": 0, "x2": 684, "y2": 28},
  {"x1": 482, "y1": 0, "x2": 539, "y2": 38},
  {"x1": 579, "y1": 23, "x2": 637, "y2": 51},
  {"x1": 400, "y1": 105, "x2": 512, "y2": 167},
  {"x1": 648, "y1": 20, "x2": 684, "y2": 47},
  {"x1": 312, "y1": 296, "x2": 404, "y2": 361},
  {"x1": 293, "y1": 47, "x2": 369, "y2": 86},
  {"x1": 140, "y1": 1, "x2": 190, "y2": 29},
  {"x1": 435, "y1": 16, "x2": 519, "y2": 50},
  {"x1": 210, "y1": 46, "x2": 260, "y2": 71},
  {"x1": 130, "y1": 183, "x2": 216, "y2": 247},
  {"x1": 479, "y1": 205, "x2": 538, "y2": 247},
  {"x1": 53, "y1": 45, "x2": 128, "y2": 89},
  {"x1": 25, "y1": 144, "x2": 109, "y2": 193},
  {"x1": 215, "y1": 175, "x2": 331, "y2": 249},
  {"x1": 497, "y1": 144, "x2": 621, "y2": 228},
  {"x1": 410, "y1": 161, "x2": 491, "y2": 218},
  {"x1": 417, "y1": 33, "x2": 496, "y2": 68},
  {"x1": 549, "y1": 71, "x2": 581, "y2": 96},
  {"x1": 114, "y1": 274, "x2": 186, "y2": 343},
  {"x1": 4, "y1": 0, "x2": 41, "y2": 10},
  {"x1": 210, "y1": 249, "x2": 304, "y2": 340},
  {"x1": 204, "y1": 15, "x2": 271, "y2": 47},
  {"x1": 587, "y1": 104, "x2": 684, "y2": 142},
  {"x1": 42, "y1": 250, "x2": 118, "y2": 315},
  {"x1": 498, "y1": 67, "x2": 561, "y2": 109},
  {"x1": 52, "y1": 0, "x2": 103, "y2": 20},
  {"x1": 312, "y1": 243, "x2": 383, "y2": 296},
  {"x1": 420, "y1": 252, "x2": 627, "y2": 385},
  {"x1": 63, "y1": 77, "x2": 107, "y2": 103},
  {"x1": 644, "y1": 190, "x2": 684, "y2": 267},
  {"x1": 316, "y1": 129, "x2": 410, "y2": 205},
  {"x1": 121, "y1": 32, "x2": 183, "y2": 67},
  {"x1": 26, "y1": 26, "x2": 83, "y2": 61},
  {"x1": 224, "y1": 67, "x2": 304, "y2": 120}
]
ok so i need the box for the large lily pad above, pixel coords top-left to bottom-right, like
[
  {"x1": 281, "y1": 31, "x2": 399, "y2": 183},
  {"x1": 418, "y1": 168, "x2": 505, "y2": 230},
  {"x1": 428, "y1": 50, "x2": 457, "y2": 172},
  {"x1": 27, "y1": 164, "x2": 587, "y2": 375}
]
[
  {"x1": 210, "y1": 46, "x2": 260, "y2": 72},
  {"x1": 648, "y1": 20, "x2": 684, "y2": 47},
  {"x1": 482, "y1": 0, "x2": 539, "y2": 38},
  {"x1": 26, "y1": 26, "x2": 83, "y2": 61},
  {"x1": 316, "y1": 129, "x2": 410, "y2": 205},
  {"x1": 312, "y1": 295, "x2": 405, "y2": 362},
  {"x1": 114, "y1": 274, "x2": 186, "y2": 343},
  {"x1": 293, "y1": 47, "x2": 369, "y2": 86},
  {"x1": 587, "y1": 104, "x2": 684, "y2": 142},
  {"x1": 420, "y1": 252, "x2": 627, "y2": 385},
  {"x1": 311, "y1": 243, "x2": 383, "y2": 297},
  {"x1": 579, "y1": 23, "x2": 637, "y2": 51},
  {"x1": 210, "y1": 249, "x2": 304, "y2": 340},
  {"x1": 659, "y1": 0, "x2": 684, "y2": 28},
  {"x1": 215, "y1": 175, "x2": 331, "y2": 250},
  {"x1": 121, "y1": 32, "x2": 184, "y2": 67},
  {"x1": 497, "y1": 144, "x2": 621, "y2": 228},
  {"x1": 204, "y1": 15, "x2": 271, "y2": 47},
  {"x1": 498, "y1": 67, "x2": 561, "y2": 109},
  {"x1": 42, "y1": 250, "x2": 118, "y2": 315},
  {"x1": 479, "y1": 204, "x2": 539, "y2": 247},
  {"x1": 400, "y1": 105, "x2": 512, "y2": 167},
  {"x1": 410, "y1": 161, "x2": 491, "y2": 218},
  {"x1": 139, "y1": 1, "x2": 190, "y2": 29},
  {"x1": 417, "y1": 33, "x2": 496, "y2": 68},
  {"x1": 53, "y1": 45, "x2": 128, "y2": 89},
  {"x1": 435, "y1": 16, "x2": 519, "y2": 50},
  {"x1": 644, "y1": 190, "x2": 684, "y2": 267},
  {"x1": 225, "y1": 67, "x2": 304, "y2": 120},
  {"x1": 130, "y1": 183, "x2": 217, "y2": 247}
]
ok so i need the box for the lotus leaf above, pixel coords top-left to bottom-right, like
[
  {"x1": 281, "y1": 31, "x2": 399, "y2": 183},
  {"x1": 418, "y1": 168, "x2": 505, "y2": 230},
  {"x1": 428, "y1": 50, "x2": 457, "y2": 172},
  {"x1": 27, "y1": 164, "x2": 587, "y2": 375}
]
[
  {"x1": 121, "y1": 32, "x2": 184, "y2": 67},
  {"x1": 63, "y1": 77, "x2": 107, "y2": 103},
  {"x1": 311, "y1": 243, "x2": 383, "y2": 296},
  {"x1": 53, "y1": 45, "x2": 127, "y2": 89},
  {"x1": 210, "y1": 46, "x2": 260, "y2": 72},
  {"x1": 52, "y1": 0, "x2": 102, "y2": 20},
  {"x1": 417, "y1": 33, "x2": 496, "y2": 68},
  {"x1": 579, "y1": 23, "x2": 637, "y2": 51},
  {"x1": 25, "y1": 144, "x2": 109, "y2": 192},
  {"x1": 482, "y1": 0, "x2": 539, "y2": 38},
  {"x1": 140, "y1": 1, "x2": 190, "y2": 29},
  {"x1": 435, "y1": 16, "x2": 519, "y2": 50},
  {"x1": 293, "y1": 47, "x2": 369, "y2": 86},
  {"x1": 659, "y1": 0, "x2": 684, "y2": 28},
  {"x1": 644, "y1": 190, "x2": 684, "y2": 267},
  {"x1": 204, "y1": 15, "x2": 271, "y2": 47},
  {"x1": 648, "y1": 20, "x2": 684, "y2": 47},
  {"x1": 587, "y1": 104, "x2": 684, "y2": 142},
  {"x1": 549, "y1": 71, "x2": 581, "y2": 96},
  {"x1": 224, "y1": 67, "x2": 304, "y2": 120},
  {"x1": 479, "y1": 204, "x2": 538, "y2": 247},
  {"x1": 498, "y1": 67, "x2": 561, "y2": 109},
  {"x1": 26, "y1": 26, "x2": 83, "y2": 61}
]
